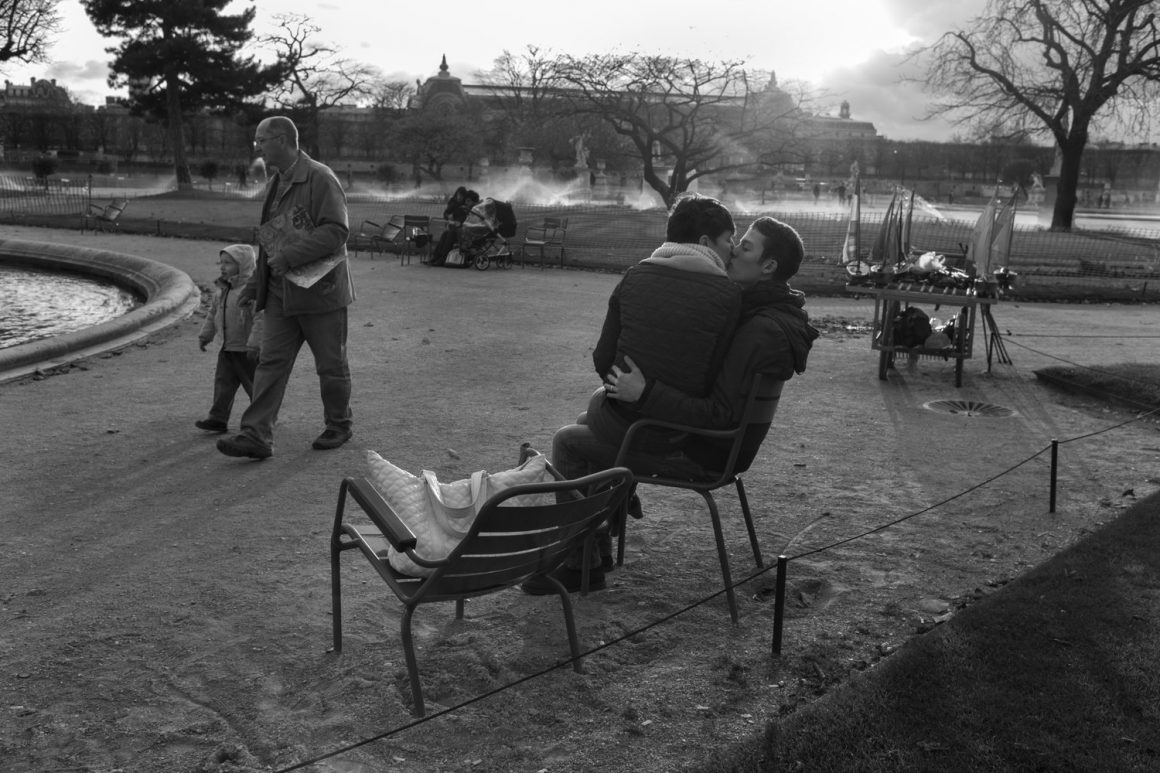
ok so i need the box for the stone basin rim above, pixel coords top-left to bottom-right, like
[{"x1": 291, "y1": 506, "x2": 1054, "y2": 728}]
[{"x1": 0, "y1": 237, "x2": 200, "y2": 383}]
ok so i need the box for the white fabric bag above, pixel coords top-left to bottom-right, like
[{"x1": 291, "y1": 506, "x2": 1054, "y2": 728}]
[{"x1": 365, "y1": 451, "x2": 555, "y2": 576}]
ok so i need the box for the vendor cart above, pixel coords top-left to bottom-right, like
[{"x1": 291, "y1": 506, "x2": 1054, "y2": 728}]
[
  {"x1": 849, "y1": 282, "x2": 1007, "y2": 387},
  {"x1": 837, "y1": 177, "x2": 1015, "y2": 388}
]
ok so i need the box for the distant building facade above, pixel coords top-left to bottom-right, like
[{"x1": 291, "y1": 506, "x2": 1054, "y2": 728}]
[{"x1": 0, "y1": 63, "x2": 1157, "y2": 202}]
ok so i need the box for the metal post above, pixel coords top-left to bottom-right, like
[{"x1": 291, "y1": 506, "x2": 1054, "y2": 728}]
[
  {"x1": 772, "y1": 555, "x2": 788, "y2": 657},
  {"x1": 1049, "y1": 439, "x2": 1059, "y2": 513}
]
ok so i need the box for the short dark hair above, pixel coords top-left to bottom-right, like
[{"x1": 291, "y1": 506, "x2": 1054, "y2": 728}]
[
  {"x1": 751, "y1": 216, "x2": 805, "y2": 281},
  {"x1": 665, "y1": 193, "x2": 734, "y2": 243}
]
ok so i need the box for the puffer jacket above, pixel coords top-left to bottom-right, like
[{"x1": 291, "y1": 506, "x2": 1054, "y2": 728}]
[
  {"x1": 636, "y1": 279, "x2": 819, "y2": 472},
  {"x1": 199, "y1": 244, "x2": 261, "y2": 352},
  {"x1": 246, "y1": 151, "x2": 354, "y2": 315},
  {"x1": 592, "y1": 242, "x2": 741, "y2": 398}
]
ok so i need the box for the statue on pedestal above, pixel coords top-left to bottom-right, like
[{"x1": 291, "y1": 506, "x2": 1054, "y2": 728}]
[{"x1": 570, "y1": 132, "x2": 590, "y2": 172}]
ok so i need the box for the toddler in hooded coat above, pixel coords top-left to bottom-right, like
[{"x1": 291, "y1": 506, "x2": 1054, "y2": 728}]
[{"x1": 195, "y1": 244, "x2": 262, "y2": 433}]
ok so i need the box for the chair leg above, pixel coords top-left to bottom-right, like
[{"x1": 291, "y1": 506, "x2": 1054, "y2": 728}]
[
  {"x1": 614, "y1": 501, "x2": 627, "y2": 567},
  {"x1": 612, "y1": 480, "x2": 638, "y2": 567},
  {"x1": 555, "y1": 582, "x2": 584, "y2": 673},
  {"x1": 455, "y1": 599, "x2": 465, "y2": 619},
  {"x1": 400, "y1": 606, "x2": 426, "y2": 716},
  {"x1": 330, "y1": 540, "x2": 344, "y2": 652},
  {"x1": 735, "y1": 477, "x2": 764, "y2": 568},
  {"x1": 701, "y1": 491, "x2": 740, "y2": 625}
]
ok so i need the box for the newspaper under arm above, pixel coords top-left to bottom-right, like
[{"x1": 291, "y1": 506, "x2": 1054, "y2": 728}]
[{"x1": 257, "y1": 208, "x2": 345, "y2": 288}]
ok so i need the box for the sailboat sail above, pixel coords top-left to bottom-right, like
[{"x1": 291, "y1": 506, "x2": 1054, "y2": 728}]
[
  {"x1": 966, "y1": 192, "x2": 999, "y2": 275},
  {"x1": 840, "y1": 179, "x2": 861, "y2": 264},
  {"x1": 989, "y1": 195, "x2": 1017, "y2": 272}
]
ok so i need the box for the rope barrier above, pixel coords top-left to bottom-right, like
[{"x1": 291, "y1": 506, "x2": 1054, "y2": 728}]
[
  {"x1": 1059, "y1": 408, "x2": 1160, "y2": 443},
  {"x1": 275, "y1": 563, "x2": 749, "y2": 772},
  {"x1": 279, "y1": 439, "x2": 1064, "y2": 770},
  {"x1": 786, "y1": 447, "x2": 1051, "y2": 563},
  {"x1": 277, "y1": 329, "x2": 1157, "y2": 770},
  {"x1": 1004, "y1": 334, "x2": 1160, "y2": 339},
  {"x1": 1003, "y1": 337, "x2": 1160, "y2": 393},
  {"x1": 1001, "y1": 337, "x2": 1160, "y2": 421}
]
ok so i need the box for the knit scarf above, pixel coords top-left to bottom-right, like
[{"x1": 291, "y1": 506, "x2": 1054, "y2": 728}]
[{"x1": 642, "y1": 241, "x2": 729, "y2": 276}]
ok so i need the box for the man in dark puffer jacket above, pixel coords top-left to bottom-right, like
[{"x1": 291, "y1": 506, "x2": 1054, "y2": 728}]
[
  {"x1": 523, "y1": 195, "x2": 741, "y2": 596},
  {"x1": 523, "y1": 216, "x2": 816, "y2": 596},
  {"x1": 585, "y1": 193, "x2": 742, "y2": 454},
  {"x1": 606, "y1": 216, "x2": 818, "y2": 473}
]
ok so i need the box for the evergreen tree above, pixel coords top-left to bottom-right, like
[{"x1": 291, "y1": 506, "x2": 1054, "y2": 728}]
[{"x1": 83, "y1": 0, "x2": 282, "y2": 187}]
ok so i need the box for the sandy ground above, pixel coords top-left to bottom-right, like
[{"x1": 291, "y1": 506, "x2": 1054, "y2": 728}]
[{"x1": 2, "y1": 225, "x2": 1158, "y2": 772}]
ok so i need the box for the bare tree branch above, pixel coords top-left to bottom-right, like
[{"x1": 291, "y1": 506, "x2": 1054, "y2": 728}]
[
  {"x1": 262, "y1": 14, "x2": 379, "y2": 112},
  {"x1": 917, "y1": 0, "x2": 1160, "y2": 229},
  {"x1": 0, "y1": 0, "x2": 59, "y2": 65},
  {"x1": 556, "y1": 53, "x2": 809, "y2": 206}
]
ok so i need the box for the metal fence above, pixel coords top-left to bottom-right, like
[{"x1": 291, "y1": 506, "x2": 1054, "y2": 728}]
[
  {"x1": 1, "y1": 176, "x2": 1157, "y2": 299},
  {"x1": 0, "y1": 175, "x2": 90, "y2": 216}
]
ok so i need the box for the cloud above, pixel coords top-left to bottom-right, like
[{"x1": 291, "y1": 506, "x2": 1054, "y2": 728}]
[
  {"x1": 41, "y1": 60, "x2": 112, "y2": 103},
  {"x1": 885, "y1": 0, "x2": 988, "y2": 39},
  {"x1": 815, "y1": 49, "x2": 961, "y2": 141},
  {"x1": 41, "y1": 59, "x2": 108, "y2": 82}
]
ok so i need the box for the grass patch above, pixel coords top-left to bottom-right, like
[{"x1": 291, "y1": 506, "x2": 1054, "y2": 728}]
[
  {"x1": 694, "y1": 491, "x2": 1160, "y2": 772},
  {"x1": 1035, "y1": 363, "x2": 1160, "y2": 412}
]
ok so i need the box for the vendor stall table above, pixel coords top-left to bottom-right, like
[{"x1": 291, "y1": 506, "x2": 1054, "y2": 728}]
[{"x1": 847, "y1": 282, "x2": 1009, "y2": 387}]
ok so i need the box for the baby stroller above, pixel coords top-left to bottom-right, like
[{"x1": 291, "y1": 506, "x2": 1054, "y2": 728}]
[{"x1": 443, "y1": 198, "x2": 517, "y2": 270}]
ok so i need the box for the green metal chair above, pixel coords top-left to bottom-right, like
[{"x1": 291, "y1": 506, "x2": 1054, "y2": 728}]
[
  {"x1": 330, "y1": 464, "x2": 633, "y2": 716},
  {"x1": 613, "y1": 373, "x2": 786, "y2": 624}
]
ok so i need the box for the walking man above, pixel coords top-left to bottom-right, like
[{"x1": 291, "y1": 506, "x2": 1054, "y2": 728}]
[{"x1": 217, "y1": 116, "x2": 355, "y2": 460}]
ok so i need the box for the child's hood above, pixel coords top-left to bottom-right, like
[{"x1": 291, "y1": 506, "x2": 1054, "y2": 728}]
[{"x1": 220, "y1": 244, "x2": 256, "y2": 285}]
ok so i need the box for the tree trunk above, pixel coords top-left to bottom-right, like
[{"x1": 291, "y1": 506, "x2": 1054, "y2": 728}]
[
  {"x1": 165, "y1": 70, "x2": 192, "y2": 189},
  {"x1": 641, "y1": 165, "x2": 672, "y2": 207},
  {"x1": 1050, "y1": 135, "x2": 1087, "y2": 231}
]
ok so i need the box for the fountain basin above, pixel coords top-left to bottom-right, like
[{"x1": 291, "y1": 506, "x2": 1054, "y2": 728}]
[{"x1": 0, "y1": 238, "x2": 200, "y2": 382}]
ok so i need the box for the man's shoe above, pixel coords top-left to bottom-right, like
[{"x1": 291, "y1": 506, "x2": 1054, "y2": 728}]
[
  {"x1": 627, "y1": 493, "x2": 644, "y2": 520},
  {"x1": 195, "y1": 418, "x2": 228, "y2": 433},
  {"x1": 312, "y1": 429, "x2": 352, "y2": 450},
  {"x1": 216, "y1": 434, "x2": 272, "y2": 460},
  {"x1": 521, "y1": 564, "x2": 606, "y2": 595}
]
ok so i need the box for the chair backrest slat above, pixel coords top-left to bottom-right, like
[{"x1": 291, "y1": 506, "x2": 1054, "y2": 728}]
[{"x1": 418, "y1": 469, "x2": 630, "y2": 596}]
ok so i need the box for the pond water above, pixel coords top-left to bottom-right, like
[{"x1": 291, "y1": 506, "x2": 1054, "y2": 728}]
[{"x1": 0, "y1": 265, "x2": 141, "y2": 349}]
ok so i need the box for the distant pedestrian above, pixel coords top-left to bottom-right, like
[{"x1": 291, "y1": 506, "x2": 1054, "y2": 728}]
[
  {"x1": 812, "y1": 182, "x2": 821, "y2": 204},
  {"x1": 196, "y1": 244, "x2": 260, "y2": 434}
]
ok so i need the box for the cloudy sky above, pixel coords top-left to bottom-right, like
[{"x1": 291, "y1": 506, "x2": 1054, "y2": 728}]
[{"x1": 2, "y1": 0, "x2": 992, "y2": 141}]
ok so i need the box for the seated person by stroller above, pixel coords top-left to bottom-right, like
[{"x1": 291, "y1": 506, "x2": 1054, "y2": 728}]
[
  {"x1": 443, "y1": 186, "x2": 479, "y2": 225},
  {"x1": 432, "y1": 197, "x2": 518, "y2": 270},
  {"x1": 432, "y1": 188, "x2": 480, "y2": 265}
]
